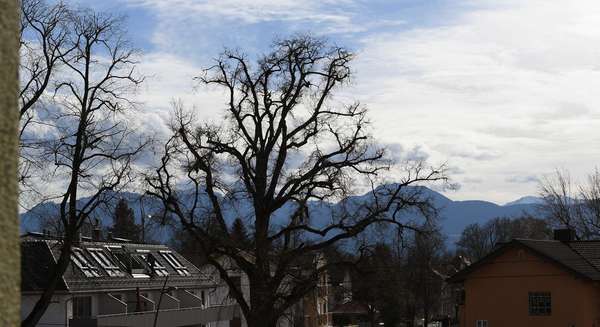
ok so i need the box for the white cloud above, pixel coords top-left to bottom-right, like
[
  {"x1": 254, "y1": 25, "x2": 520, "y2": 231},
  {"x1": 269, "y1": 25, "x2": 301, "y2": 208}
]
[
  {"x1": 343, "y1": 0, "x2": 600, "y2": 203},
  {"x1": 72, "y1": 0, "x2": 600, "y2": 204}
]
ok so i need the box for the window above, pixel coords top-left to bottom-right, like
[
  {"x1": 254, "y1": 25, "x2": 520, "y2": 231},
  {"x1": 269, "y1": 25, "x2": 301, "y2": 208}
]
[
  {"x1": 110, "y1": 249, "x2": 149, "y2": 278},
  {"x1": 87, "y1": 248, "x2": 125, "y2": 277},
  {"x1": 138, "y1": 252, "x2": 169, "y2": 276},
  {"x1": 529, "y1": 292, "x2": 551, "y2": 315},
  {"x1": 476, "y1": 320, "x2": 488, "y2": 327},
  {"x1": 71, "y1": 249, "x2": 101, "y2": 277},
  {"x1": 160, "y1": 251, "x2": 190, "y2": 276},
  {"x1": 73, "y1": 296, "x2": 92, "y2": 318}
]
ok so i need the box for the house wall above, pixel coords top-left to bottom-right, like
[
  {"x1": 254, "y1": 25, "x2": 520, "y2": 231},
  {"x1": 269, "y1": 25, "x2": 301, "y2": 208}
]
[
  {"x1": 21, "y1": 294, "x2": 75, "y2": 327},
  {"x1": 461, "y1": 246, "x2": 600, "y2": 327}
]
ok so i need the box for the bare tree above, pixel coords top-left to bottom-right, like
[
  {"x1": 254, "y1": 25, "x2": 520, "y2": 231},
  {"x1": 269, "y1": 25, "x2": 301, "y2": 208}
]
[
  {"x1": 21, "y1": 8, "x2": 144, "y2": 326},
  {"x1": 540, "y1": 169, "x2": 600, "y2": 239},
  {"x1": 19, "y1": 0, "x2": 71, "y2": 187},
  {"x1": 146, "y1": 36, "x2": 446, "y2": 327},
  {"x1": 456, "y1": 215, "x2": 552, "y2": 261}
]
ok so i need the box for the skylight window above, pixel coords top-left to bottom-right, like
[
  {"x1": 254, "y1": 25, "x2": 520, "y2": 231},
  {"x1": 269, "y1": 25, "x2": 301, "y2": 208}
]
[
  {"x1": 137, "y1": 252, "x2": 169, "y2": 277},
  {"x1": 87, "y1": 248, "x2": 125, "y2": 277},
  {"x1": 71, "y1": 248, "x2": 101, "y2": 277},
  {"x1": 160, "y1": 251, "x2": 190, "y2": 276},
  {"x1": 109, "y1": 248, "x2": 151, "y2": 278}
]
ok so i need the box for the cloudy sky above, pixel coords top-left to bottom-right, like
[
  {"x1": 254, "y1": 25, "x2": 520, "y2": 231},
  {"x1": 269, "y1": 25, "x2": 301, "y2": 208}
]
[{"x1": 73, "y1": 0, "x2": 600, "y2": 204}]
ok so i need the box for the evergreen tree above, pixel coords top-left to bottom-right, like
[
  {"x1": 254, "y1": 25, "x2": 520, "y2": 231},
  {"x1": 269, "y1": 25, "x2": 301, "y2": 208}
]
[
  {"x1": 230, "y1": 217, "x2": 250, "y2": 248},
  {"x1": 109, "y1": 198, "x2": 141, "y2": 242}
]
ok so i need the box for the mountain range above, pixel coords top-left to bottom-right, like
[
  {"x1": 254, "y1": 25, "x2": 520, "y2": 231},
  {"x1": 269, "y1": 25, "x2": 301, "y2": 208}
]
[{"x1": 20, "y1": 186, "x2": 543, "y2": 246}]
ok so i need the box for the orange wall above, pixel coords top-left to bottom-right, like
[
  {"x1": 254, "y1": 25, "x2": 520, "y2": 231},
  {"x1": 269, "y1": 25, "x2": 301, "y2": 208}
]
[{"x1": 461, "y1": 245, "x2": 600, "y2": 327}]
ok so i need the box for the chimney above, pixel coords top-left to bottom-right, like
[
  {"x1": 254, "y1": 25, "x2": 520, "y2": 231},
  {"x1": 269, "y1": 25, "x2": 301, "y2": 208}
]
[
  {"x1": 92, "y1": 228, "x2": 102, "y2": 242},
  {"x1": 554, "y1": 228, "x2": 576, "y2": 242}
]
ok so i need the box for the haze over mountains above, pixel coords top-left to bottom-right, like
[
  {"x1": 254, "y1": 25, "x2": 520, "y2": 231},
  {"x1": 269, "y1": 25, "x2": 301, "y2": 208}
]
[{"x1": 20, "y1": 185, "x2": 542, "y2": 245}]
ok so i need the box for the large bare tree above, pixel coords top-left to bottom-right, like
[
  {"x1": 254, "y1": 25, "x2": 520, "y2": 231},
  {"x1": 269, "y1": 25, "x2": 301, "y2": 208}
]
[
  {"x1": 21, "y1": 8, "x2": 144, "y2": 327},
  {"x1": 146, "y1": 36, "x2": 446, "y2": 327}
]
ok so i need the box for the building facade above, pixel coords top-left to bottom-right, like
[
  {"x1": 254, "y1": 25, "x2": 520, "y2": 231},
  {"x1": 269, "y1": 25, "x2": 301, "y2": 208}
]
[
  {"x1": 21, "y1": 233, "x2": 238, "y2": 327},
  {"x1": 449, "y1": 231, "x2": 600, "y2": 327}
]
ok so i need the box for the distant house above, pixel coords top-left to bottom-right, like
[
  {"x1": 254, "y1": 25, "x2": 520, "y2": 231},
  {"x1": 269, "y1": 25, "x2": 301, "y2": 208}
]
[
  {"x1": 431, "y1": 255, "x2": 471, "y2": 327},
  {"x1": 21, "y1": 232, "x2": 238, "y2": 327},
  {"x1": 210, "y1": 251, "x2": 332, "y2": 327},
  {"x1": 327, "y1": 270, "x2": 370, "y2": 327},
  {"x1": 448, "y1": 229, "x2": 600, "y2": 327}
]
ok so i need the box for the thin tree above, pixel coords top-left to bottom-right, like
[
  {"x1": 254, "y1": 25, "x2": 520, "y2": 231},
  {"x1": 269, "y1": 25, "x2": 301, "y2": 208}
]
[
  {"x1": 353, "y1": 243, "x2": 401, "y2": 326},
  {"x1": 540, "y1": 169, "x2": 600, "y2": 239},
  {"x1": 22, "y1": 8, "x2": 144, "y2": 326},
  {"x1": 456, "y1": 215, "x2": 551, "y2": 261},
  {"x1": 405, "y1": 229, "x2": 446, "y2": 327},
  {"x1": 19, "y1": 0, "x2": 71, "y2": 191},
  {"x1": 146, "y1": 36, "x2": 446, "y2": 327}
]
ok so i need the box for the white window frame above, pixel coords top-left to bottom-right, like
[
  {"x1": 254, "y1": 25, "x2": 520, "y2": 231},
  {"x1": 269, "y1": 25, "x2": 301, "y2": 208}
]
[
  {"x1": 71, "y1": 248, "x2": 101, "y2": 277},
  {"x1": 87, "y1": 248, "x2": 125, "y2": 277},
  {"x1": 159, "y1": 251, "x2": 190, "y2": 276},
  {"x1": 476, "y1": 320, "x2": 488, "y2": 327},
  {"x1": 136, "y1": 250, "x2": 169, "y2": 276}
]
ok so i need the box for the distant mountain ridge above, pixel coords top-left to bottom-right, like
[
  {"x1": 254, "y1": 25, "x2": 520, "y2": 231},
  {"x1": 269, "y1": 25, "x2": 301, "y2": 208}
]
[
  {"x1": 504, "y1": 196, "x2": 544, "y2": 207},
  {"x1": 20, "y1": 186, "x2": 542, "y2": 246}
]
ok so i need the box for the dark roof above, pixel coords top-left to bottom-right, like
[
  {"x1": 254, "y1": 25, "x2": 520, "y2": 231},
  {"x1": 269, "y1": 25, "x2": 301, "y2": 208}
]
[
  {"x1": 21, "y1": 241, "x2": 68, "y2": 292},
  {"x1": 22, "y1": 237, "x2": 214, "y2": 293},
  {"x1": 448, "y1": 239, "x2": 600, "y2": 283}
]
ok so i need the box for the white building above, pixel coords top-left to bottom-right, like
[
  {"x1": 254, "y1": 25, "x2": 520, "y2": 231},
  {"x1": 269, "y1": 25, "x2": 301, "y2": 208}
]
[{"x1": 21, "y1": 233, "x2": 239, "y2": 327}]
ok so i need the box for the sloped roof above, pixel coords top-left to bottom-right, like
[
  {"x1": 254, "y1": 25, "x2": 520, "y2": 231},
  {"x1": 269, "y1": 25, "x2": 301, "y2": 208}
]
[
  {"x1": 21, "y1": 236, "x2": 214, "y2": 293},
  {"x1": 448, "y1": 239, "x2": 600, "y2": 283},
  {"x1": 21, "y1": 240, "x2": 68, "y2": 292}
]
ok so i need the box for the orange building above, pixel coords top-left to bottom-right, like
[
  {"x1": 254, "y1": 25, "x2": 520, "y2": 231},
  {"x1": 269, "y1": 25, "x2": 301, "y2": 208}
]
[{"x1": 449, "y1": 230, "x2": 600, "y2": 327}]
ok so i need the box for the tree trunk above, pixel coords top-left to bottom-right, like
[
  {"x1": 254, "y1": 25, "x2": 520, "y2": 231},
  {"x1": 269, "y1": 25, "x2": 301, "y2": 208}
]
[
  {"x1": 245, "y1": 309, "x2": 279, "y2": 327},
  {"x1": 0, "y1": 1, "x2": 21, "y2": 325},
  {"x1": 21, "y1": 238, "x2": 74, "y2": 327},
  {"x1": 369, "y1": 307, "x2": 377, "y2": 327}
]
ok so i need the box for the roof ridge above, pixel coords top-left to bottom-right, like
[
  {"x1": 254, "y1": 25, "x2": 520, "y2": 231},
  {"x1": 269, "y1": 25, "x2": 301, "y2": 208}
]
[{"x1": 512, "y1": 238, "x2": 558, "y2": 242}]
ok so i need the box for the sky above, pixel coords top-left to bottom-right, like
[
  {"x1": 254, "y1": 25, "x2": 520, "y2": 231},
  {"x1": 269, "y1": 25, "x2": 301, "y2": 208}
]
[{"x1": 71, "y1": 0, "x2": 600, "y2": 204}]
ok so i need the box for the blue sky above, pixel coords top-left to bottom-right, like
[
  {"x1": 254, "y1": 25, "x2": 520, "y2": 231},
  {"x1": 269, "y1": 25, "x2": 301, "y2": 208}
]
[{"x1": 71, "y1": 0, "x2": 600, "y2": 203}]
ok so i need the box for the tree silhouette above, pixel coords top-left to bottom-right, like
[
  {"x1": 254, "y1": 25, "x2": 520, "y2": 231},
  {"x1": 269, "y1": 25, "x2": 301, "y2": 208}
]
[
  {"x1": 109, "y1": 199, "x2": 141, "y2": 242},
  {"x1": 146, "y1": 35, "x2": 446, "y2": 327},
  {"x1": 230, "y1": 218, "x2": 250, "y2": 248}
]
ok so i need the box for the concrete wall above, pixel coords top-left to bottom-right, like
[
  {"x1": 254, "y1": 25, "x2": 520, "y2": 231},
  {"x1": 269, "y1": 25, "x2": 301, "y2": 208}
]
[
  {"x1": 461, "y1": 246, "x2": 600, "y2": 327},
  {"x1": 22, "y1": 294, "x2": 73, "y2": 327},
  {"x1": 99, "y1": 293, "x2": 127, "y2": 315},
  {"x1": 0, "y1": 0, "x2": 21, "y2": 325}
]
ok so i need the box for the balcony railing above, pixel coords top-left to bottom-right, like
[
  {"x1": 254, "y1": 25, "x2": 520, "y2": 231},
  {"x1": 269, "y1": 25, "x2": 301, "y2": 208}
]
[{"x1": 96, "y1": 304, "x2": 239, "y2": 327}]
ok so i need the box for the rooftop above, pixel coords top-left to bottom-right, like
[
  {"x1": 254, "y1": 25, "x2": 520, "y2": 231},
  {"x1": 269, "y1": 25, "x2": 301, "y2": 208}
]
[
  {"x1": 448, "y1": 238, "x2": 600, "y2": 283},
  {"x1": 21, "y1": 233, "x2": 214, "y2": 293}
]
